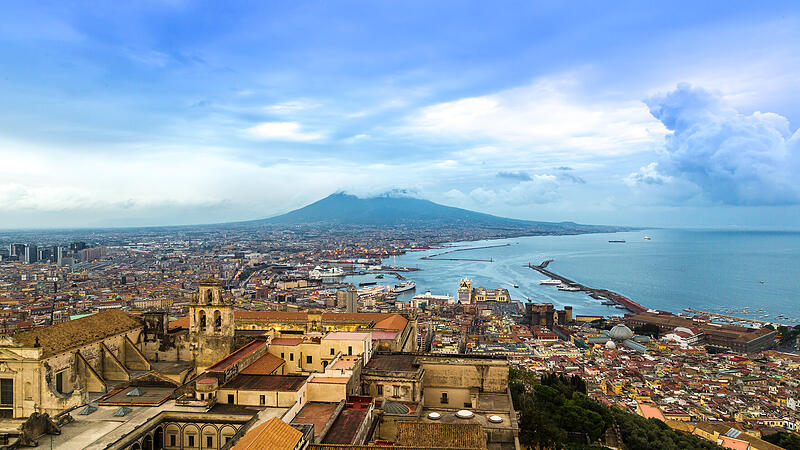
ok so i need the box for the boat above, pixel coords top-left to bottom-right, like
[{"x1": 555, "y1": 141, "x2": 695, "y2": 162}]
[
  {"x1": 392, "y1": 280, "x2": 416, "y2": 293},
  {"x1": 557, "y1": 284, "x2": 581, "y2": 292},
  {"x1": 513, "y1": 284, "x2": 519, "y2": 288},
  {"x1": 608, "y1": 240, "x2": 626, "y2": 243},
  {"x1": 308, "y1": 266, "x2": 345, "y2": 279},
  {"x1": 376, "y1": 274, "x2": 384, "y2": 279},
  {"x1": 359, "y1": 281, "x2": 377, "y2": 286},
  {"x1": 644, "y1": 236, "x2": 652, "y2": 240},
  {"x1": 540, "y1": 279, "x2": 561, "y2": 285}
]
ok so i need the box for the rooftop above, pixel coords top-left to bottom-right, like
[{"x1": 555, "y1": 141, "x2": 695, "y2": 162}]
[
  {"x1": 365, "y1": 353, "x2": 418, "y2": 372},
  {"x1": 240, "y1": 352, "x2": 285, "y2": 375},
  {"x1": 222, "y1": 374, "x2": 307, "y2": 392},
  {"x1": 396, "y1": 422, "x2": 486, "y2": 449},
  {"x1": 291, "y1": 402, "x2": 341, "y2": 441},
  {"x1": 206, "y1": 339, "x2": 267, "y2": 372},
  {"x1": 232, "y1": 417, "x2": 303, "y2": 450},
  {"x1": 12, "y1": 310, "x2": 143, "y2": 358}
]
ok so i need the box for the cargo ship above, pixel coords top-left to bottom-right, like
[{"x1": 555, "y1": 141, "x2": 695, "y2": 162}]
[{"x1": 608, "y1": 240, "x2": 626, "y2": 243}]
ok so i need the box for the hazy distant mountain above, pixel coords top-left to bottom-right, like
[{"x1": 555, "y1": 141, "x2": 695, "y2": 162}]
[{"x1": 242, "y1": 193, "x2": 627, "y2": 234}]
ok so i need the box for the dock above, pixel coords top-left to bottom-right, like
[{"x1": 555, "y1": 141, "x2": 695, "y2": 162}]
[{"x1": 526, "y1": 261, "x2": 648, "y2": 314}]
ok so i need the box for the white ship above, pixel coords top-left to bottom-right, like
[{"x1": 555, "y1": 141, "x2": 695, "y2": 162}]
[
  {"x1": 308, "y1": 266, "x2": 345, "y2": 279},
  {"x1": 392, "y1": 280, "x2": 416, "y2": 293},
  {"x1": 557, "y1": 284, "x2": 581, "y2": 291},
  {"x1": 540, "y1": 279, "x2": 561, "y2": 285}
]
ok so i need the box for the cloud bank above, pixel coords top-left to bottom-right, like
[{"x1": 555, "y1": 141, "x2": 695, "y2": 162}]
[{"x1": 634, "y1": 84, "x2": 800, "y2": 205}]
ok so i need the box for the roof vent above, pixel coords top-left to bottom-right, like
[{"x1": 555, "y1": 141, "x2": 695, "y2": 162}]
[
  {"x1": 488, "y1": 415, "x2": 503, "y2": 423},
  {"x1": 113, "y1": 406, "x2": 133, "y2": 417},
  {"x1": 427, "y1": 412, "x2": 441, "y2": 420},
  {"x1": 455, "y1": 410, "x2": 474, "y2": 419},
  {"x1": 126, "y1": 387, "x2": 145, "y2": 397},
  {"x1": 78, "y1": 404, "x2": 98, "y2": 415}
]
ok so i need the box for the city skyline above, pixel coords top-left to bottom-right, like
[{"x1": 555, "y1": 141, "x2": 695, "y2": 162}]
[{"x1": 1, "y1": 1, "x2": 800, "y2": 229}]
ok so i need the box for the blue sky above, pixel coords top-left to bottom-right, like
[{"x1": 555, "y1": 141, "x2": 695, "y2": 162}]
[{"x1": 1, "y1": 1, "x2": 799, "y2": 228}]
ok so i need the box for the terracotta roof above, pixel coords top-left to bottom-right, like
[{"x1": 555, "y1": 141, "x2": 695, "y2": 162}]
[
  {"x1": 373, "y1": 314, "x2": 408, "y2": 331},
  {"x1": 240, "y1": 353, "x2": 285, "y2": 375},
  {"x1": 13, "y1": 310, "x2": 142, "y2": 358},
  {"x1": 233, "y1": 417, "x2": 302, "y2": 450},
  {"x1": 395, "y1": 423, "x2": 486, "y2": 449},
  {"x1": 169, "y1": 316, "x2": 189, "y2": 330},
  {"x1": 271, "y1": 338, "x2": 303, "y2": 346},
  {"x1": 234, "y1": 310, "x2": 408, "y2": 331}
]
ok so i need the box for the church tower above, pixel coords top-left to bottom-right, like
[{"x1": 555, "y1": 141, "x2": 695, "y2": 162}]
[{"x1": 189, "y1": 277, "x2": 234, "y2": 371}]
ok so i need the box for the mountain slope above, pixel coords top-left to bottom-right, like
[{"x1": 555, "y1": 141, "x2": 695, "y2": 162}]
[{"x1": 243, "y1": 193, "x2": 625, "y2": 234}]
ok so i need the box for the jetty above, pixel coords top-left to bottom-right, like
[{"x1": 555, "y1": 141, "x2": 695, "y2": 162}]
[
  {"x1": 526, "y1": 261, "x2": 648, "y2": 314},
  {"x1": 421, "y1": 243, "x2": 510, "y2": 261}
]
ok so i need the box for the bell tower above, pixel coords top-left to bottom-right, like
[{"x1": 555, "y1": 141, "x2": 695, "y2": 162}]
[{"x1": 190, "y1": 277, "x2": 234, "y2": 371}]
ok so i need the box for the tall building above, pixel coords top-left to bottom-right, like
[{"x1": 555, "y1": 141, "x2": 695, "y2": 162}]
[
  {"x1": 9, "y1": 243, "x2": 25, "y2": 259},
  {"x1": 23, "y1": 245, "x2": 38, "y2": 264},
  {"x1": 457, "y1": 278, "x2": 473, "y2": 304},
  {"x1": 345, "y1": 284, "x2": 358, "y2": 313}
]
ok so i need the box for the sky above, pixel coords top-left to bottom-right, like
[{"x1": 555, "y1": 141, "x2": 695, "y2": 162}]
[{"x1": 1, "y1": 1, "x2": 799, "y2": 229}]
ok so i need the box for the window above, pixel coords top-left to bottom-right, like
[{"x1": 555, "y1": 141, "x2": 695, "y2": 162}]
[
  {"x1": 225, "y1": 436, "x2": 231, "y2": 444},
  {"x1": 306, "y1": 355, "x2": 312, "y2": 364},
  {"x1": 207, "y1": 436, "x2": 213, "y2": 448},
  {"x1": 55, "y1": 371, "x2": 63, "y2": 394},
  {"x1": 348, "y1": 346, "x2": 352, "y2": 355},
  {"x1": 0, "y1": 379, "x2": 12, "y2": 406},
  {"x1": 200, "y1": 393, "x2": 204, "y2": 400},
  {"x1": 393, "y1": 385, "x2": 400, "y2": 397},
  {"x1": 259, "y1": 395, "x2": 265, "y2": 405},
  {"x1": 322, "y1": 361, "x2": 328, "y2": 368},
  {"x1": 227, "y1": 394, "x2": 234, "y2": 403},
  {"x1": 188, "y1": 435, "x2": 195, "y2": 447},
  {"x1": 377, "y1": 385, "x2": 383, "y2": 396},
  {"x1": 330, "y1": 348, "x2": 335, "y2": 355},
  {"x1": 281, "y1": 352, "x2": 284, "y2": 359},
  {"x1": 441, "y1": 392, "x2": 448, "y2": 404},
  {"x1": 290, "y1": 353, "x2": 294, "y2": 361},
  {"x1": 170, "y1": 434, "x2": 176, "y2": 446}
]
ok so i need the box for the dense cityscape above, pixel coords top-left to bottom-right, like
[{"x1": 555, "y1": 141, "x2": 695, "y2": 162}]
[{"x1": 0, "y1": 220, "x2": 797, "y2": 449}]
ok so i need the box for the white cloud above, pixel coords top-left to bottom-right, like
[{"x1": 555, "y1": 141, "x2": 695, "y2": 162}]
[
  {"x1": 406, "y1": 76, "x2": 668, "y2": 156},
  {"x1": 263, "y1": 100, "x2": 319, "y2": 113},
  {"x1": 245, "y1": 121, "x2": 324, "y2": 141},
  {"x1": 445, "y1": 174, "x2": 561, "y2": 207}
]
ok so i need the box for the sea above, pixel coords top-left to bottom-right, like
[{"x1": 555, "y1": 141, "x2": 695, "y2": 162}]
[{"x1": 345, "y1": 229, "x2": 800, "y2": 325}]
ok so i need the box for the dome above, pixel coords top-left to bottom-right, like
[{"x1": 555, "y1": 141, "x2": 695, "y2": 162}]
[
  {"x1": 456, "y1": 410, "x2": 474, "y2": 419},
  {"x1": 608, "y1": 324, "x2": 634, "y2": 340},
  {"x1": 605, "y1": 340, "x2": 617, "y2": 348}
]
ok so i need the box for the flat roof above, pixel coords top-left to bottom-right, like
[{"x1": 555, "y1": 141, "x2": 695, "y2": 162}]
[
  {"x1": 323, "y1": 332, "x2": 371, "y2": 341},
  {"x1": 291, "y1": 402, "x2": 340, "y2": 440},
  {"x1": 365, "y1": 354, "x2": 418, "y2": 372},
  {"x1": 222, "y1": 374, "x2": 307, "y2": 392},
  {"x1": 321, "y1": 405, "x2": 370, "y2": 445},
  {"x1": 98, "y1": 386, "x2": 173, "y2": 406}
]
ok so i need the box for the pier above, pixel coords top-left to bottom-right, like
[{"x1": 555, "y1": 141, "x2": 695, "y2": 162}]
[
  {"x1": 526, "y1": 261, "x2": 648, "y2": 314},
  {"x1": 420, "y1": 243, "x2": 510, "y2": 261}
]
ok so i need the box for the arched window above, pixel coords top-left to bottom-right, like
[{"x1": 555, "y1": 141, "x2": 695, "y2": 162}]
[
  {"x1": 214, "y1": 310, "x2": 222, "y2": 330},
  {"x1": 199, "y1": 310, "x2": 207, "y2": 331},
  {"x1": 206, "y1": 290, "x2": 213, "y2": 304}
]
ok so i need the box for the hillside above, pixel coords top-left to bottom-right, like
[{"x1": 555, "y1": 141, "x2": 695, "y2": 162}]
[{"x1": 243, "y1": 193, "x2": 627, "y2": 234}]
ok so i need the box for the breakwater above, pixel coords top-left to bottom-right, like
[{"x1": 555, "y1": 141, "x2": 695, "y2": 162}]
[{"x1": 526, "y1": 260, "x2": 648, "y2": 314}]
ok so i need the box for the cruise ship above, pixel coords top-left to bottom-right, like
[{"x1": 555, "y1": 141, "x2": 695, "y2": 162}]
[
  {"x1": 540, "y1": 279, "x2": 561, "y2": 285},
  {"x1": 308, "y1": 266, "x2": 345, "y2": 279},
  {"x1": 557, "y1": 284, "x2": 581, "y2": 292},
  {"x1": 393, "y1": 280, "x2": 416, "y2": 293}
]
